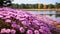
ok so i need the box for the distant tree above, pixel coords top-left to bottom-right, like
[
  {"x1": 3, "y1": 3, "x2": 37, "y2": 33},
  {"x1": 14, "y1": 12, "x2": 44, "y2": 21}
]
[
  {"x1": 32, "y1": 4, "x2": 38, "y2": 9},
  {"x1": 46, "y1": 5, "x2": 48, "y2": 9},
  {"x1": 37, "y1": 4, "x2": 43, "y2": 9},
  {"x1": 16, "y1": 4, "x2": 20, "y2": 9},
  {"x1": 26, "y1": 4, "x2": 31, "y2": 9},
  {"x1": 40, "y1": 4, "x2": 43, "y2": 9},
  {"x1": 20, "y1": 4, "x2": 27, "y2": 9},
  {"x1": 43, "y1": 4, "x2": 47, "y2": 9},
  {"x1": 38, "y1": 4, "x2": 40, "y2": 9},
  {"x1": 48, "y1": 4, "x2": 54, "y2": 9},
  {"x1": 10, "y1": 4, "x2": 17, "y2": 8},
  {"x1": 25, "y1": 4, "x2": 29, "y2": 9},
  {"x1": 55, "y1": 2, "x2": 60, "y2": 9}
]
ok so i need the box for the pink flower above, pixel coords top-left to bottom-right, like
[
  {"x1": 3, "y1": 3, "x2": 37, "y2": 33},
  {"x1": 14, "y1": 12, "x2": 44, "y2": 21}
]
[
  {"x1": 11, "y1": 24, "x2": 17, "y2": 28},
  {"x1": 0, "y1": 15, "x2": 3, "y2": 18},
  {"x1": 27, "y1": 30, "x2": 33, "y2": 34},
  {"x1": 10, "y1": 29, "x2": 16, "y2": 34},
  {"x1": 5, "y1": 16, "x2": 11, "y2": 19},
  {"x1": 1, "y1": 28, "x2": 6, "y2": 33},
  {"x1": 19, "y1": 27, "x2": 25, "y2": 33},
  {"x1": 39, "y1": 29, "x2": 44, "y2": 32},
  {"x1": 5, "y1": 19, "x2": 11, "y2": 23},
  {"x1": 5, "y1": 29, "x2": 11, "y2": 33},
  {"x1": 34, "y1": 30, "x2": 39, "y2": 34}
]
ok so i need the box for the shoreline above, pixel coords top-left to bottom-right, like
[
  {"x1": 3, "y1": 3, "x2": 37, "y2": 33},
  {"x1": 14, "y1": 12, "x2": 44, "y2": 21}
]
[{"x1": 20, "y1": 9, "x2": 60, "y2": 11}]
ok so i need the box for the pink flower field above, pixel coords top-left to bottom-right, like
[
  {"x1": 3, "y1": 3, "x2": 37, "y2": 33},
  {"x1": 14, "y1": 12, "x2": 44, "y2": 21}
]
[{"x1": 0, "y1": 7, "x2": 60, "y2": 34}]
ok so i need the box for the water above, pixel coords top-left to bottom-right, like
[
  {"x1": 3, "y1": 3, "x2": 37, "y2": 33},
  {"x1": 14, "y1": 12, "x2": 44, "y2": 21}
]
[{"x1": 26, "y1": 10, "x2": 60, "y2": 20}]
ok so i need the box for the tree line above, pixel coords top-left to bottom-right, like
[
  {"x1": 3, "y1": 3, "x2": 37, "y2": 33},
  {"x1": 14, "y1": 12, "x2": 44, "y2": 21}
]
[
  {"x1": 9, "y1": 3, "x2": 60, "y2": 9},
  {"x1": 0, "y1": 0, "x2": 60, "y2": 9}
]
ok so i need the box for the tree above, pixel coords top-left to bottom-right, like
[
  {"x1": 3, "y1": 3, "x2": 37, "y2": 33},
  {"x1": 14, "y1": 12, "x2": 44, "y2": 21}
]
[
  {"x1": 40, "y1": 4, "x2": 43, "y2": 9},
  {"x1": 0, "y1": 0, "x2": 5, "y2": 7},
  {"x1": 46, "y1": 5, "x2": 48, "y2": 9},
  {"x1": 37, "y1": 4, "x2": 43, "y2": 9},
  {"x1": 20, "y1": 4, "x2": 26, "y2": 9},
  {"x1": 48, "y1": 4, "x2": 54, "y2": 9},
  {"x1": 32, "y1": 4, "x2": 38, "y2": 9},
  {"x1": 38, "y1": 4, "x2": 40, "y2": 9},
  {"x1": 55, "y1": 2, "x2": 60, "y2": 9},
  {"x1": 0, "y1": 0, "x2": 12, "y2": 7},
  {"x1": 43, "y1": 4, "x2": 46, "y2": 9},
  {"x1": 25, "y1": 4, "x2": 29, "y2": 9}
]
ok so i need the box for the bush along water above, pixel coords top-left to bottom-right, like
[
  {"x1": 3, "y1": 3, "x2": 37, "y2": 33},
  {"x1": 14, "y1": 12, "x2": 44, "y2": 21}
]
[{"x1": 0, "y1": 7, "x2": 60, "y2": 34}]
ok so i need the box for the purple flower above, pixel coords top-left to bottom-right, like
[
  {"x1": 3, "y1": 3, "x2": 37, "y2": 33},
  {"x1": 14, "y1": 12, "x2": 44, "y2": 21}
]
[
  {"x1": 14, "y1": 25, "x2": 20, "y2": 29},
  {"x1": 10, "y1": 29, "x2": 16, "y2": 34},
  {"x1": 5, "y1": 19, "x2": 11, "y2": 23},
  {"x1": 15, "y1": 16, "x2": 20, "y2": 20},
  {"x1": 27, "y1": 30, "x2": 33, "y2": 34},
  {"x1": 1, "y1": 28, "x2": 6, "y2": 33},
  {"x1": 21, "y1": 21, "x2": 30, "y2": 26},
  {"x1": 39, "y1": 29, "x2": 44, "y2": 33},
  {"x1": 0, "y1": 15, "x2": 3, "y2": 18},
  {"x1": 5, "y1": 16, "x2": 11, "y2": 19},
  {"x1": 5, "y1": 29, "x2": 10, "y2": 33},
  {"x1": 19, "y1": 27, "x2": 25, "y2": 33},
  {"x1": 11, "y1": 24, "x2": 17, "y2": 28},
  {"x1": 32, "y1": 20, "x2": 40, "y2": 25},
  {"x1": 21, "y1": 21, "x2": 27, "y2": 25},
  {"x1": 19, "y1": 18, "x2": 26, "y2": 21},
  {"x1": 34, "y1": 30, "x2": 40, "y2": 34}
]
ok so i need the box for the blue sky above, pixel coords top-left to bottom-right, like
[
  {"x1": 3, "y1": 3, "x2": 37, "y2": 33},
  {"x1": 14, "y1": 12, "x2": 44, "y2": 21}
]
[{"x1": 12, "y1": 0, "x2": 60, "y2": 4}]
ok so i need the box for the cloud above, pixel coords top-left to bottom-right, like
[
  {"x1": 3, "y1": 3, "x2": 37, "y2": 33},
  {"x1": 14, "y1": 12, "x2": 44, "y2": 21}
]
[
  {"x1": 12, "y1": 0, "x2": 60, "y2": 4},
  {"x1": 12, "y1": 0, "x2": 39, "y2": 4}
]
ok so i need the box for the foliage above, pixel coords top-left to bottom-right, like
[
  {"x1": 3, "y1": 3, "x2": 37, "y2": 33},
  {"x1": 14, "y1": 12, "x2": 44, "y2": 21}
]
[
  {"x1": 8, "y1": 2, "x2": 60, "y2": 9},
  {"x1": 0, "y1": 1, "x2": 60, "y2": 9},
  {"x1": 48, "y1": 4, "x2": 54, "y2": 9},
  {"x1": 55, "y1": 2, "x2": 60, "y2": 9},
  {"x1": 0, "y1": 0, "x2": 12, "y2": 7}
]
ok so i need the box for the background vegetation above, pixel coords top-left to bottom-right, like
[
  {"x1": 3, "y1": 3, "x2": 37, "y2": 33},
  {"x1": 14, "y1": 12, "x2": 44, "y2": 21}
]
[
  {"x1": 0, "y1": 0, "x2": 60, "y2": 9},
  {"x1": 9, "y1": 3, "x2": 60, "y2": 9}
]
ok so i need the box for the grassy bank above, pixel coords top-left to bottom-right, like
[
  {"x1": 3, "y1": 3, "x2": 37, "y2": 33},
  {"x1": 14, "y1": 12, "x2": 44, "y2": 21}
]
[{"x1": 20, "y1": 9, "x2": 60, "y2": 11}]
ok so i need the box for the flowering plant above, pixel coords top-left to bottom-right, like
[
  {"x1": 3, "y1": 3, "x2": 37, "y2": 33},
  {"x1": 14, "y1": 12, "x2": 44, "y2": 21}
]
[{"x1": 0, "y1": 7, "x2": 60, "y2": 34}]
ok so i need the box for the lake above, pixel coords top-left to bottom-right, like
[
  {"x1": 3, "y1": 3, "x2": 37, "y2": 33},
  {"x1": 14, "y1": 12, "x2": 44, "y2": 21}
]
[{"x1": 26, "y1": 10, "x2": 60, "y2": 20}]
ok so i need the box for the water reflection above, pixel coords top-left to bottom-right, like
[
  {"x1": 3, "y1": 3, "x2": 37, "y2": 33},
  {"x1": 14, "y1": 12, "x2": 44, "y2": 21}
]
[{"x1": 26, "y1": 10, "x2": 60, "y2": 20}]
